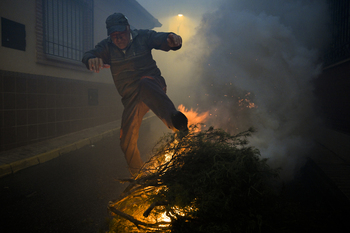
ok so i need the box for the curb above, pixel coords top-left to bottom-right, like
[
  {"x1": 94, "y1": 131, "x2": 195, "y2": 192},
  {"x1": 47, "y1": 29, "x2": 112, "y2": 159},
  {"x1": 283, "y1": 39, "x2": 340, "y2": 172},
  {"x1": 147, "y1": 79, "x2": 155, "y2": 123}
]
[{"x1": 0, "y1": 114, "x2": 156, "y2": 179}]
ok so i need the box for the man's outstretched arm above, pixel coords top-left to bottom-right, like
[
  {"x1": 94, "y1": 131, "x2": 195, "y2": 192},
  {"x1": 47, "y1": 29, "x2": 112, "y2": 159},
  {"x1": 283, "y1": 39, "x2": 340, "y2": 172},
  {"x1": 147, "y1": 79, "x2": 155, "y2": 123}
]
[
  {"x1": 167, "y1": 33, "x2": 182, "y2": 48},
  {"x1": 82, "y1": 39, "x2": 111, "y2": 73},
  {"x1": 87, "y1": 58, "x2": 110, "y2": 73}
]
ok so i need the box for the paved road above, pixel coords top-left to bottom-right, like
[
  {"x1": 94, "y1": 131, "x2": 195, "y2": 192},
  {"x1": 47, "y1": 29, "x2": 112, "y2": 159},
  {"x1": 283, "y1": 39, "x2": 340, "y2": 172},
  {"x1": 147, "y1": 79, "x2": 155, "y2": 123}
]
[{"x1": 0, "y1": 117, "x2": 170, "y2": 233}]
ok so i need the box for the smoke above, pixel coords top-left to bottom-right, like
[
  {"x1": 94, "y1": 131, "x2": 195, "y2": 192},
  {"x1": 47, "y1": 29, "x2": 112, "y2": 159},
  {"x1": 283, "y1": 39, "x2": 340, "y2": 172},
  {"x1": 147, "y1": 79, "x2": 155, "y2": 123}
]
[{"x1": 182, "y1": 0, "x2": 331, "y2": 180}]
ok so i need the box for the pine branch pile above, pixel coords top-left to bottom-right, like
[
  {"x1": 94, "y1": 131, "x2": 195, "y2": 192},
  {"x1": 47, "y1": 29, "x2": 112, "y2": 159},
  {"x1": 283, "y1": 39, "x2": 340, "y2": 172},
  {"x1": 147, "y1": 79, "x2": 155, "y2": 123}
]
[{"x1": 108, "y1": 126, "x2": 283, "y2": 233}]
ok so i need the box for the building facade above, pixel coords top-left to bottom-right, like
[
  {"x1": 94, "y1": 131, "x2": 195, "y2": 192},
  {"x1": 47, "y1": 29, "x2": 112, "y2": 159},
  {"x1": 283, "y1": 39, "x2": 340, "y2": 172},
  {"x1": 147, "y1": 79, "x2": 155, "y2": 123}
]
[
  {"x1": 315, "y1": 0, "x2": 350, "y2": 133},
  {"x1": 0, "y1": 0, "x2": 161, "y2": 151}
]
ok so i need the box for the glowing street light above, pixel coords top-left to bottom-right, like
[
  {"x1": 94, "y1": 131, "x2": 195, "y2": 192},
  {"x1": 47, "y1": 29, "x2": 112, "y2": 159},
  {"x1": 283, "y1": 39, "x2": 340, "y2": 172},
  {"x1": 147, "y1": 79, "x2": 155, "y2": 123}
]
[{"x1": 178, "y1": 14, "x2": 183, "y2": 17}]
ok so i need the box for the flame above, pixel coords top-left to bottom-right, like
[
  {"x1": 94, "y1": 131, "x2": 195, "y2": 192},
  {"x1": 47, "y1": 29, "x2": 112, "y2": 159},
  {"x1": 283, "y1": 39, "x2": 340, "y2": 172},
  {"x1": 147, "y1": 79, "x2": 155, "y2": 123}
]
[
  {"x1": 158, "y1": 205, "x2": 198, "y2": 226},
  {"x1": 159, "y1": 212, "x2": 171, "y2": 227},
  {"x1": 178, "y1": 104, "x2": 209, "y2": 131},
  {"x1": 164, "y1": 139, "x2": 177, "y2": 162}
]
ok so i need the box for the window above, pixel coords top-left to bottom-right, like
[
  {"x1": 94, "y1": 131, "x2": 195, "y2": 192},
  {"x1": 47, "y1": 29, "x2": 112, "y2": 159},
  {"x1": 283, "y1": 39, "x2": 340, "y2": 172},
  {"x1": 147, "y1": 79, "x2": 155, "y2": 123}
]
[
  {"x1": 39, "y1": 0, "x2": 93, "y2": 64},
  {"x1": 324, "y1": 0, "x2": 350, "y2": 67}
]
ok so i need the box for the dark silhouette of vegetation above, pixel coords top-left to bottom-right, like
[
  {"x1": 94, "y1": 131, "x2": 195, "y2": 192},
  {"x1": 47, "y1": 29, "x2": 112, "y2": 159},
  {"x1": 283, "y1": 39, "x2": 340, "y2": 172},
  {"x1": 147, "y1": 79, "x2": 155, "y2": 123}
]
[{"x1": 107, "y1": 126, "x2": 322, "y2": 233}]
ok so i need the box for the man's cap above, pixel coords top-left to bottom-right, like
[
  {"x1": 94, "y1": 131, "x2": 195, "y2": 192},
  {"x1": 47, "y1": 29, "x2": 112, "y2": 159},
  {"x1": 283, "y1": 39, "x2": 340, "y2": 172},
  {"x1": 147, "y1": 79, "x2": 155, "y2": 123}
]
[{"x1": 106, "y1": 13, "x2": 129, "y2": 35}]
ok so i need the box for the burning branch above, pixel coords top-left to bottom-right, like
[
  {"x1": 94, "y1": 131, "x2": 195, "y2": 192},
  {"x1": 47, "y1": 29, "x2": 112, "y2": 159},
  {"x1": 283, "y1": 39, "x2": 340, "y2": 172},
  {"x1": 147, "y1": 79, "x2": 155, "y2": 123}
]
[
  {"x1": 108, "y1": 126, "x2": 282, "y2": 233},
  {"x1": 108, "y1": 206, "x2": 171, "y2": 230},
  {"x1": 143, "y1": 201, "x2": 168, "y2": 218}
]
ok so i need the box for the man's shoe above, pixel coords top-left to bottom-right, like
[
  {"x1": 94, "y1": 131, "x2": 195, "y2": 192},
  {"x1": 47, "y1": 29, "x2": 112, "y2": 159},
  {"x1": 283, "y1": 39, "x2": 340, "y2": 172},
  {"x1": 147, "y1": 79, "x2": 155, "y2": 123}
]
[{"x1": 171, "y1": 111, "x2": 189, "y2": 132}]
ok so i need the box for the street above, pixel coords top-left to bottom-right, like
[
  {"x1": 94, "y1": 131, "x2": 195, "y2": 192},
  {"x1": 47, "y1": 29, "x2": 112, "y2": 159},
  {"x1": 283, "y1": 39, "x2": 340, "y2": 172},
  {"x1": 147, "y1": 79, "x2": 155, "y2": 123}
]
[
  {"x1": 0, "y1": 117, "x2": 170, "y2": 233},
  {"x1": 0, "y1": 116, "x2": 349, "y2": 233}
]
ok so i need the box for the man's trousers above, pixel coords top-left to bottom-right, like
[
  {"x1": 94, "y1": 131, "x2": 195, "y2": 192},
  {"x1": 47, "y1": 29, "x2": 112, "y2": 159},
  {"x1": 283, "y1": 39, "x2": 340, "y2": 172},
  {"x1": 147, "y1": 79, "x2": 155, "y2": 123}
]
[{"x1": 119, "y1": 76, "x2": 177, "y2": 175}]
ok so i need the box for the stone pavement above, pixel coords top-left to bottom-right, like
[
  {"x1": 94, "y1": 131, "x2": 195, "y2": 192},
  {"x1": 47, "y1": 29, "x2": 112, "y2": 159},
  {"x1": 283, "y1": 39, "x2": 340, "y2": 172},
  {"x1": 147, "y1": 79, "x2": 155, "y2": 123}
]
[{"x1": 0, "y1": 114, "x2": 156, "y2": 178}]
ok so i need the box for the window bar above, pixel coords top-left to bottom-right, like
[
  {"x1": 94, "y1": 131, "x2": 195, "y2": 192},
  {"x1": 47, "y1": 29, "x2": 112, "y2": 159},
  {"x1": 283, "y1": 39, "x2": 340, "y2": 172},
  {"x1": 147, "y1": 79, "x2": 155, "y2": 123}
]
[
  {"x1": 73, "y1": 1, "x2": 75, "y2": 60},
  {"x1": 71, "y1": 0, "x2": 74, "y2": 60},
  {"x1": 50, "y1": 0, "x2": 55, "y2": 54},
  {"x1": 47, "y1": 0, "x2": 50, "y2": 54},
  {"x1": 43, "y1": 0, "x2": 47, "y2": 55},
  {"x1": 61, "y1": 0, "x2": 67, "y2": 57},
  {"x1": 78, "y1": 6, "x2": 82, "y2": 60},
  {"x1": 55, "y1": 0, "x2": 58, "y2": 56},
  {"x1": 57, "y1": 0, "x2": 59, "y2": 56},
  {"x1": 78, "y1": 2, "x2": 80, "y2": 60},
  {"x1": 49, "y1": 0, "x2": 52, "y2": 54},
  {"x1": 59, "y1": 0, "x2": 61, "y2": 57},
  {"x1": 73, "y1": 3, "x2": 75, "y2": 60},
  {"x1": 76, "y1": 4, "x2": 79, "y2": 60},
  {"x1": 346, "y1": 2, "x2": 348, "y2": 44},
  {"x1": 75, "y1": 6, "x2": 78, "y2": 60},
  {"x1": 54, "y1": 0, "x2": 57, "y2": 56},
  {"x1": 61, "y1": 0, "x2": 63, "y2": 58},
  {"x1": 68, "y1": 2, "x2": 73, "y2": 59},
  {"x1": 50, "y1": 0, "x2": 53, "y2": 55},
  {"x1": 60, "y1": 0, "x2": 63, "y2": 57},
  {"x1": 79, "y1": 6, "x2": 82, "y2": 60},
  {"x1": 56, "y1": 0, "x2": 59, "y2": 56},
  {"x1": 66, "y1": 0, "x2": 68, "y2": 58}
]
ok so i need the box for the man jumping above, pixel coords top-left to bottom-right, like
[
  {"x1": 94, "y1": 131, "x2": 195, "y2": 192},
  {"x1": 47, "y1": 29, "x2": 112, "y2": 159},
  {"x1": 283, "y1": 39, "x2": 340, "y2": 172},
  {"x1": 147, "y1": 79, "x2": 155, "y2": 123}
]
[{"x1": 82, "y1": 13, "x2": 188, "y2": 175}]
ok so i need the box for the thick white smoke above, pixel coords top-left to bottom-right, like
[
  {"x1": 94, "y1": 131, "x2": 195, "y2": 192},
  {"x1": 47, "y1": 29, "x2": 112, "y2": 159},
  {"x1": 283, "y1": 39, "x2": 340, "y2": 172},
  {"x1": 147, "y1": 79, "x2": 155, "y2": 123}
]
[{"x1": 184, "y1": 0, "x2": 331, "y2": 180}]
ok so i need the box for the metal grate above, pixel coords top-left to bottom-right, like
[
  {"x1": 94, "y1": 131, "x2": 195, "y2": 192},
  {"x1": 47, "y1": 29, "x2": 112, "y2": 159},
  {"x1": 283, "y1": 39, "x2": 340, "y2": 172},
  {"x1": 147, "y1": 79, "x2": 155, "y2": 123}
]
[
  {"x1": 324, "y1": 0, "x2": 350, "y2": 67},
  {"x1": 42, "y1": 0, "x2": 93, "y2": 61}
]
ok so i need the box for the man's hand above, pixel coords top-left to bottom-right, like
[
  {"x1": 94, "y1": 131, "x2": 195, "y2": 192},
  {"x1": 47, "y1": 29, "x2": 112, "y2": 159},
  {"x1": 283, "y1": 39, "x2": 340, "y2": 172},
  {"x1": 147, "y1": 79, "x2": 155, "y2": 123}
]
[
  {"x1": 167, "y1": 33, "x2": 182, "y2": 48},
  {"x1": 88, "y1": 58, "x2": 110, "y2": 73}
]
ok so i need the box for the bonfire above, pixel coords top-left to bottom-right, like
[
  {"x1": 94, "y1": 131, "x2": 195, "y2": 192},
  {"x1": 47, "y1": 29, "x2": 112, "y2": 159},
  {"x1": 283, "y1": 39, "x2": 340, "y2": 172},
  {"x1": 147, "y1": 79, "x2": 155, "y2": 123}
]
[{"x1": 107, "y1": 122, "x2": 282, "y2": 233}]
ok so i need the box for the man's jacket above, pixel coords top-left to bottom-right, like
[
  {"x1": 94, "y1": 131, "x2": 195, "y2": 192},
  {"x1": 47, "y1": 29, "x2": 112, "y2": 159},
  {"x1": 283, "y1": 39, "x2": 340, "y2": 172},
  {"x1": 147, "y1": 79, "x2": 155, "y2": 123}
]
[{"x1": 82, "y1": 29, "x2": 181, "y2": 101}]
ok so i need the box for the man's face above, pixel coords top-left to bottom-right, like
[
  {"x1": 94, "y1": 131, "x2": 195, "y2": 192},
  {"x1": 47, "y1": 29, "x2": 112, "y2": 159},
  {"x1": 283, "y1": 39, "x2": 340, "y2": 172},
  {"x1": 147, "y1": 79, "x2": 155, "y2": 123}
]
[{"x1": 110, "y1": 27, "x2": 130, "y2": 50}]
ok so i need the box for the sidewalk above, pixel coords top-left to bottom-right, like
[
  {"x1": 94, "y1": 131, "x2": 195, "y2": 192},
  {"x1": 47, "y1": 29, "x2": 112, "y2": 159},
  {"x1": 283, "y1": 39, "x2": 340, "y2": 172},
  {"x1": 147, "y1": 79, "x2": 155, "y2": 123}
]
[{"x1": 0, "y1": 114, "x2": 155, "y2": 178}]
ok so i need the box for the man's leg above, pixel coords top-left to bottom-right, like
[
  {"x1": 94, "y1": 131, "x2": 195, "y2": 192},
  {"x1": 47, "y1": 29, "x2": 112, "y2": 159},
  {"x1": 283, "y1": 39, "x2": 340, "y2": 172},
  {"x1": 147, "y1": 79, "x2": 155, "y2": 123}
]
[
  {"x1": 139, "y1": 76, "x2": 187, "y2": 131},
  {"x1": 120, "y1": 99, "x2": 149, "y2": 176}
]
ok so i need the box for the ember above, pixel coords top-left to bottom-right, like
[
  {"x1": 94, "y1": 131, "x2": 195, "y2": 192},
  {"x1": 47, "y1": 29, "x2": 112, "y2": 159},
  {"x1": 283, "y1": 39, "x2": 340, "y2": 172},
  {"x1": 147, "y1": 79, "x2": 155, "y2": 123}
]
[{"x1": 238, "y1": 92, "x2": 257, "y2": 109}]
